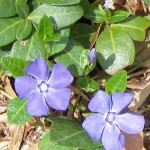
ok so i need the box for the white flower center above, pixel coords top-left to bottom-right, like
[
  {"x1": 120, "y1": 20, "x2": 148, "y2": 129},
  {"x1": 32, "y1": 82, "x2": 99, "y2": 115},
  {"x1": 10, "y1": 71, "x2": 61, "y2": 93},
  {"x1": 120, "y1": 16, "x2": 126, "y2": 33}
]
[
  {"x1": 39, "y1": 82, "x2": 48, "y2": 92},
  {"x1": 105, "y1": 112, "x2": 117, "y2": 123}
]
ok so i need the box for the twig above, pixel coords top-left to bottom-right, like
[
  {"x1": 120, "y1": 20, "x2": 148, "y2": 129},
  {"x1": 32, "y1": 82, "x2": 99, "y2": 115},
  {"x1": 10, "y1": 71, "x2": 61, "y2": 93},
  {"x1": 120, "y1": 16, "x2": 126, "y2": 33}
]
[
  {"x1": 128, "y1": 57, "x2": 150, "y2": 74},
  {"x1": 89, "y1": 24, "x2": 102, "y2": 49},
  {"x1": 127, "y1": 68, "x2": 150, "y2": 79},
  {"x1": 69, "y1": 85, "x2": 89, "y2": 101}
]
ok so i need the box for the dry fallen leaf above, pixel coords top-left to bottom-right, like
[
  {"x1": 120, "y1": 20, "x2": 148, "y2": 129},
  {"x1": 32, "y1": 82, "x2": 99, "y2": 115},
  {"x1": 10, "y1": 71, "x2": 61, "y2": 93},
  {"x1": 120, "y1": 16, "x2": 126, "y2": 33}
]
[
  {"x1": 9, "y1": 125, "x2": 25, "y2": 150},
  {"x1": 124, "y1": 132, "x2": 145, "y2": 150},
  {"x1": 129, "y1": 81, "x2": 150, "y2": 110},
  {"x1": 1, "y1": 74, "x2": 16, "y2": 100}
]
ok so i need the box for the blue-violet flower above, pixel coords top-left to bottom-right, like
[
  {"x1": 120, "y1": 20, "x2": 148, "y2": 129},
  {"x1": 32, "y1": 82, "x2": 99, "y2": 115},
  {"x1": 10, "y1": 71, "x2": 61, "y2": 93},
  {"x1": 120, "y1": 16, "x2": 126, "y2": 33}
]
[
  {"x1": 104, "y1": 0, "x2": 115, "y2": 10},
  {"x1": 88, "y1": 48, "x2": 96, "y2": 64},
  {"x1": 82, "y1": 90, "x2": 145, "y2": 150},
  {"x1": 15, "y1": 58, "x2": 73, "y2": 116}
]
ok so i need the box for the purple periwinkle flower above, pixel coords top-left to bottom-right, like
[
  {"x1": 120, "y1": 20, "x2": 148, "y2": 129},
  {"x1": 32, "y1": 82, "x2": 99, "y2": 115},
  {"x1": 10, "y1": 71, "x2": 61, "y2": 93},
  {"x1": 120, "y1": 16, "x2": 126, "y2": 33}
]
[
  {"x1": 104, "y1": 0, "x2": 115, "y2": 10},
  {"x1": 82, "y1": 90, "x2": 145, "y2": 150},
  {"x1": 15, "y1": 58, "x2": 73, "y2": 116},
  {"x1": 88, "y1": 48, "x2": 96, "y2": 64}
]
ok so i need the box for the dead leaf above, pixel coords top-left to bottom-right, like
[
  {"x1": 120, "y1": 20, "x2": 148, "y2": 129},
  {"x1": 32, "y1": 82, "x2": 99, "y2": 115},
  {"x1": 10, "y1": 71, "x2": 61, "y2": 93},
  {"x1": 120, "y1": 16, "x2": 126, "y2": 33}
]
[
  {"x1": 129, "y1": 81, "x2": 150, "y2": 110},
  {"x1": 9, "y1": 125, "x2": 25, "y2": 150},
  {"x1": 124, "y1": 132, "x2": 145, "y2": 150},
  {"x1": 1, "y1": 74, "x2": 16, "y2": 100}
]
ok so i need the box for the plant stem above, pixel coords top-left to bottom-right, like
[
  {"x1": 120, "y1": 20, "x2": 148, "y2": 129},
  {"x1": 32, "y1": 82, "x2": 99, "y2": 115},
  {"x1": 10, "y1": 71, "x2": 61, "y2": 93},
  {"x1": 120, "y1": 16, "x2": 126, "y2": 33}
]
[{"x1": 69, "y1": 85, "x2": 89, "y2": 101}]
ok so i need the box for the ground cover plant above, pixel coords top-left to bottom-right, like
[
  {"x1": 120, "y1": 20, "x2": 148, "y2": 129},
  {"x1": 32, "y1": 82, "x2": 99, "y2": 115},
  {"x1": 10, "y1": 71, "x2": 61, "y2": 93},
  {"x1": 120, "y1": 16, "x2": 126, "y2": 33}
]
[{"x1": 0, "y1": 0, "x2": 150, "y2": 150}]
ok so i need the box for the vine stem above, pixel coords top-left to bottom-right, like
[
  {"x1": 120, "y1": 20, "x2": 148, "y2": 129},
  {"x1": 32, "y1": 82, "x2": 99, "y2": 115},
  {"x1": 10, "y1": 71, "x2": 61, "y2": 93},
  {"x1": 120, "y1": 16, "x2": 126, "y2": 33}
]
[{"x1": 69, "y1": 85, "x2": 89, "y2": 101}]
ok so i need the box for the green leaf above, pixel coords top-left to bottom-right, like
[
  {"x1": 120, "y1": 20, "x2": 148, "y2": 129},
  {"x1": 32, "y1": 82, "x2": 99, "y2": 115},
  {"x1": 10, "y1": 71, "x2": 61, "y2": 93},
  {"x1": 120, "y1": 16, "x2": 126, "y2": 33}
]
[
  {"x1": 38, "y1": 0, "x2": 80, "y2": 5},
  {"x1": 144, "y1": 0, "x2": 150, "y2": 6},
  {"x1": 28, "y1": 4, "x2": 83, "y2": 29},
  {"x1": 77, "y1": 77, "x2": 99, "y2": 92},
  {"x1": 108, "y1": 10, "x2": 130, "y2": 23},
  {"x1": 10, "y1": 33, "x2": 47, "y2": 61},
  {"x1": 37, "y1": 15, "x2": 60, "y2": 42},
  {"x1": 0, "y1": 45, "x2": 12, "y2": 58},
  {"x1": 112, "y1": 16, "x2": 150, "y2": 41},
  {"x1": 38, "y1": 15, "x2": 53, "y2": 41},
  {"x1": 49, "y1": 28, "x2": 70, "y2": 56},
  {"x1": 0, "y1": 17, "x2": 22, "y2": 47},
  {"x1": 96, "y1": 28, "x2": 135, "y2": 75},
  {"x1": 15, "y1": 0, "x2": 29, "y2": 18},
  {"x1": 105, "y1": 70, "x2": 127, "y2": 94},
  {"x1": 98, "y1": 4, "x2": 107, "y2": 17},
  {"x1": 47, "y1": 117, "x2": 102, "y2": 149},
  {"x1": 7, "y1": 97, "x2": 32, "y2": 125},
  {"x1": 84, "y1": 9, "x2": 106, "y2": 23},
  {"x1": 0, "y1": 0, "x2": 17, "y2": 17},
  {"x1": 1, "y1": 57, "x2": 29, "y2": 77},
  {"x1": 39, "y1": 132, "x2": 76, "y2": 150},
  {"x1": 70, "y1": 23, "x2": 96, "y2": 48},
  {"x1": 16, "y1": 19, "x2": 32, "y2": 40},
  {"x1": 54, "y1": 40, "x2": 95, "y2": 76}
]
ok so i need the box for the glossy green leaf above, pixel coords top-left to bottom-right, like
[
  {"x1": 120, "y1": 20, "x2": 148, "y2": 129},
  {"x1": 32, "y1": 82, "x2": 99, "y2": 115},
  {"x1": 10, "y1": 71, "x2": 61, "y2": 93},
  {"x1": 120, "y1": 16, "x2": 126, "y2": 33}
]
[
  {"x1": 38, "y1": 15, "x2": 53, "y2": 41},
  {"x1": 49, "y1": 28, "x2": 70, "y2": 56},
  {"x1": 39, "y1": 132, "x2": 76, "y2": 150},
  {"x1": 0, "y1": 0, "x2": 17, "y2": 17},
  {"x1": 0, "y1": 17, "x2": 22, "y2": 47},
  {"x1": 7, "y1": 97, "x2": 32, "y2": 125},
  {"x1": 0, "y1": 45, "x2": 12, "y2": 58},
  {"x1": 144, "y1": 0, "x2": 150, "y2": 6},
  {"x1": 80, "y1": 0, "x2": 106, "y2": 23},
  {"x1": 47, "y1": 117, "x2": 102, "y2": 149},
  {"x1": 70, "y1": 23, "x2": 96, "y2": 48},
  {"x1": 0, "y1": 49, "x2": 8, "y2": 58},
  {"x1": 1, "y1": 57, "x2": 29, "y2": 77},
  {"x1": 15, "y1": 0, "x2": 29, "y2": 18},
  {"x1": 28, "y1": 4, "x2": 83, "y2": 29},
  {"x1": 37, "y1": 15, "x2": 60, "y2": 42},
  {"x1": 10, "y1": 33, "x2": 47, "y2": 61},
  {"x1": 77, "y1": 77, "x2": 99, "y2": 92},
  {"x1": 96, "y1": 28, "x2": 135, "y2": 75},
  {"x1": 144, "y1": 16, "x2": 150, "y2": 21},
  {"x1": 84, "y1": 9, "x2": 106, "y2": 23},
  {"x1": 112, "y1": 16, "x2": 150, "y2": 41},
  {"x1": 108, "y1": 10, "x2": 130, "y2": 23},
  {"x1": 54, "y1": 40, "x2": 95, "y2": 76},
  {"x1": 38, "y1": 0, "x2": 80, "y2": 5},
  {"x1": 105, "y1": 70, "x2": 127, "y2": 94},
  {"x1": 16, "y1": 20, "x2": 32, "y2": 40}
]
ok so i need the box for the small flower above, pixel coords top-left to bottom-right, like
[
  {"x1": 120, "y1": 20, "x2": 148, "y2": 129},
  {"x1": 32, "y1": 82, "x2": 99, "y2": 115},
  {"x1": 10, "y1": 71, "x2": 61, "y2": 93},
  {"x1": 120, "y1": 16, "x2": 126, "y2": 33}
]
[
  {"x1": 15, "y1": 58, "x2": 73, "y2": 116},
  {"x1": 88, "y1": 48, "x2": 96, "y2": 64},
  {"x1": 104, "y1": 0, "x2": 115, "y2": 10},
  {"x1": 82, "y1": 90, "x2": 144, "y2": 150}
]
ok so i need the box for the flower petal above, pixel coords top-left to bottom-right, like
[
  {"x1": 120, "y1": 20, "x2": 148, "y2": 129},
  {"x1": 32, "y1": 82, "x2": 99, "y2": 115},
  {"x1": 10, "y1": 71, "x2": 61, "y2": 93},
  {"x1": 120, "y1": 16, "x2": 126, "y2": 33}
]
[
  {"x1": 45, "y1": 88, "x2": 71, "y2": 110},
  {"x1": 25, "y1": 58, "x2": 49, "y2": 82},
  {"x1": 15, "y1": 76, "x2": 38, "y2": 100},
  {"x1": 88, "y1": 90, "x2": 111, "y2": 113},
  {"x1": 27, "y1": 91, "x2": 49, "y2": 116},
  {"x1": 48, "y1": 63, "x2": 73, "y2": 89},
  {"x1": 82, "y1": 114, "x2": 106, "y2": 141},
  {"x1": 101, "y1": 123, "x2": 125, "y2": 150},
  {"x1": 88, "y1": 48, "x2": 96, "y2": 64},
  {"x1": 111, "y1": 92, "x2": 133, "y2": 113},
  {"x1": 116, "y1": 113, "x2": 145, "y2": 134}
]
